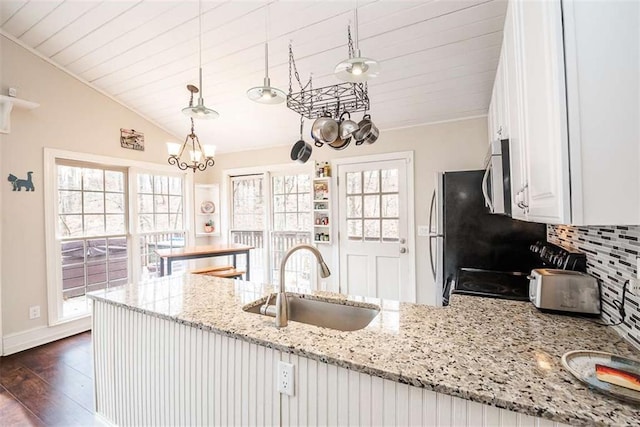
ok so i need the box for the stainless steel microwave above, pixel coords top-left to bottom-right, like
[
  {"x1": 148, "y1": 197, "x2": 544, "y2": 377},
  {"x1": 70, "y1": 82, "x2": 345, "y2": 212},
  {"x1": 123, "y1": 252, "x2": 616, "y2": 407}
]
[{"x1": 482, "y1": 139, "x2": 511, "y2": 216}]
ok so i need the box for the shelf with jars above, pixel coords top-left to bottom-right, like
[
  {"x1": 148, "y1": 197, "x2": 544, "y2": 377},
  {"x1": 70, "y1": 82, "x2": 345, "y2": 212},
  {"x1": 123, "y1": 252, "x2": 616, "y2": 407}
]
[{"x1": 313, "y1": 162, "x2": 332, "y2": 244}]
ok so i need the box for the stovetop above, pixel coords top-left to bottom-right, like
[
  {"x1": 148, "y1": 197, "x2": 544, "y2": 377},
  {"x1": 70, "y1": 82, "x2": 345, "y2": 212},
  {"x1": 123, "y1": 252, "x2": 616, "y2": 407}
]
[{"x1": 452, "y1": 268, "x2": 530, "y2": 301}]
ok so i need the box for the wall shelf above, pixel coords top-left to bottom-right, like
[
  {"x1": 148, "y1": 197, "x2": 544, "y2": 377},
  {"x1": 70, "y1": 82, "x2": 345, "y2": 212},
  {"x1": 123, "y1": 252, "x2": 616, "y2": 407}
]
[
  {"x1": 0, "y1": 95, "x2": 39, "y2": 134},
  {"x1": 313, "y1": 163, "x2": 332, "y2": 244},
  {"x1": 194, "y1": 184, "x2": 221, "y2": 238}
]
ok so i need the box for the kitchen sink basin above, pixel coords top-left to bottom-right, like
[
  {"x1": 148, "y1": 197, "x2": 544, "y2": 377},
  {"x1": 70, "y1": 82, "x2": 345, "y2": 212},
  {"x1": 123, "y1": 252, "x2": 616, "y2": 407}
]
[{"x1": 243, "y1": 294, "x2": 380, "y2": 331}]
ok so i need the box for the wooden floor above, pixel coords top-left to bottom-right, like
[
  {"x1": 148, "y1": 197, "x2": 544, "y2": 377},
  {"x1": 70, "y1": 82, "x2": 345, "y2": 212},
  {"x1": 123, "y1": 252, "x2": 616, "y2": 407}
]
[{"x1": 0, "y1": 332, "x2": 97, "y2": 426}]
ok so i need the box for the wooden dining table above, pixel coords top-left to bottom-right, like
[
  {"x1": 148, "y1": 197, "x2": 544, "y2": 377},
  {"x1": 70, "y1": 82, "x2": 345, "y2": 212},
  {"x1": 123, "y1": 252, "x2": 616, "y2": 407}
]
[{"x1": 155, "y1": 243, "x2": 254, "y2": 279}]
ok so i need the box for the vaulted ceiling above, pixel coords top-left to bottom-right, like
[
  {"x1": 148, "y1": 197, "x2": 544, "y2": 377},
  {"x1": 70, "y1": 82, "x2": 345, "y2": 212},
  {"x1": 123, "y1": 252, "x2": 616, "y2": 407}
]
[{"x1": 1, "y1": 0, "x2": 506, "y2": 153}]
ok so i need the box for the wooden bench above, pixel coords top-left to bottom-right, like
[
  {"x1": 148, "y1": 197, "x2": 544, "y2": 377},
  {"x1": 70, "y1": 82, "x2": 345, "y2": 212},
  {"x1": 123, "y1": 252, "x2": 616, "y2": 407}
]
[{"x1": 191, "y1": 265, "x2": 245, "y2": 279}]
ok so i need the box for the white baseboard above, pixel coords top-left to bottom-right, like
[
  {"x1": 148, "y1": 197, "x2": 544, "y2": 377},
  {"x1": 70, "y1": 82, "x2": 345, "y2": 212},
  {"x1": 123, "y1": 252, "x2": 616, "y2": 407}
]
[{"x1": 2, "y1": 315, "x2": 91, "y2": 355}]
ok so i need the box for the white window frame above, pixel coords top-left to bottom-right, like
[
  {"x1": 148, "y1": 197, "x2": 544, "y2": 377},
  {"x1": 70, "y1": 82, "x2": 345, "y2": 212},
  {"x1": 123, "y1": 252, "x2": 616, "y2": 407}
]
[
  {"x1": 223, "y1": 163, "x2": 313, "y2": 286},
  {"x1": 44, "y1": 148, "x2": 193, "y2": 326}
]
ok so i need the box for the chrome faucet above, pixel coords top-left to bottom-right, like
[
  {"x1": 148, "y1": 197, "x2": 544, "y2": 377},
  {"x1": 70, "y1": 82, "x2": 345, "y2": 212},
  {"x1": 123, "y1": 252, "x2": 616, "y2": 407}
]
[{"x1": 274, "y1": 244, "x2": 331, "y2": 328}]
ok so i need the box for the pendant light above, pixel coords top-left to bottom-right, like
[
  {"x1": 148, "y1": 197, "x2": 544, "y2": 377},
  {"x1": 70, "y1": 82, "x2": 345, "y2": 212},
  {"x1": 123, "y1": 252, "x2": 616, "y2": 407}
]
[
  {"x1": 182, "y1": 0, "x2": 219, "y2": 119},
  {"x1": 247, "y1": 5, "x2": 286, "y2": 104},
  {"x1": 334, "y1": 7, "x2": 380, "y2": 83},
  {"x1": 168, "y1": 85, "x2": 216, "y2": 173}
]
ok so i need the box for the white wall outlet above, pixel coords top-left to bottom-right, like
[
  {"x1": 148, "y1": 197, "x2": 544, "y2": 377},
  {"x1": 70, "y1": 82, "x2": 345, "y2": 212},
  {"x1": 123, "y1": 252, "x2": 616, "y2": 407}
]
[
  {"x1": 417, "y1": 225, "x2": 430, "y2": 237},
  {"x1": 8, "y1": 87, "x2": 17, "y2": 97},
  {"x1": 277, "y1": 361, "x2": 295, "y2": 396},
  {"x1": 29, "y1": 305, "x2": 40, "y2": 319}
]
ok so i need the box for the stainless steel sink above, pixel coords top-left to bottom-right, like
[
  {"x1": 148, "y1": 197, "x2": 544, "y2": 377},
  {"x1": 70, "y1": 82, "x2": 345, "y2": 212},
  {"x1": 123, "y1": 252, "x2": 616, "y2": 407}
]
[{"x1": 243, "y1": 294, "x2": 380, "y2": 331}]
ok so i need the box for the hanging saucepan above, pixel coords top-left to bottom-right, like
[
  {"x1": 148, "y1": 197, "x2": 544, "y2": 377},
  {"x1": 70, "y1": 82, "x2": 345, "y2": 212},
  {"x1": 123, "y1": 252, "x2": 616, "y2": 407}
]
[
  {"x1": 353, "y1": 114, "x2": 379, "y2": 145},
  {"x1": 338, "y1": 111, "x2": 359, "y2": 140},
  {"x1": 290, "y1": 117, "x2": 312, "y2": 163},
  {"x1": 311, "y1": 111, "x2": 339, "y2": 145}
]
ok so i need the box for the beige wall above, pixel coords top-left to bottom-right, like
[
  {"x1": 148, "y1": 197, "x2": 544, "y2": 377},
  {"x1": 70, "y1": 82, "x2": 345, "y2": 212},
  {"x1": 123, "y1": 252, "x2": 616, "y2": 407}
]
[
  {"x1": 206, "y1": 117, "x2": 489, "y2": 304},
  {"x1": 0, "y1": 36, "x2": 179, "y2": 336},
  {"x1": 0, "y1": 34, "x2": 488, "y2": 343}
]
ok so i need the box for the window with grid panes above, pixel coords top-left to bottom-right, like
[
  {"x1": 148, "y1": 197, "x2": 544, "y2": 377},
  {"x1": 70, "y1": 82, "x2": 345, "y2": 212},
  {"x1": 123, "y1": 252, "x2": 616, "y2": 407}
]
[
  {"x1": 56, "y1": 163, "x2": 129, "y2": 318},
  {"x1": 271, "y1": 173, "x2": 313, "y2": 289},
  {"x1": 229, "y1": 175, "x2": 266, "y2": 281},
  {"x1": 136, "y1": 173, "x2": 186, "y2": 280},
  {"x1": 346, "y1": 169, "x2": 400, "y2": 242}
]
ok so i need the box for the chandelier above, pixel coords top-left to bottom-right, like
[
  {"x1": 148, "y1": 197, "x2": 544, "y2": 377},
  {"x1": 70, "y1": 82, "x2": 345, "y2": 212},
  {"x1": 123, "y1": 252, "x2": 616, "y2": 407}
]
[{"x1": 167, "y1": 85, "x2": 216, "y2": 172}]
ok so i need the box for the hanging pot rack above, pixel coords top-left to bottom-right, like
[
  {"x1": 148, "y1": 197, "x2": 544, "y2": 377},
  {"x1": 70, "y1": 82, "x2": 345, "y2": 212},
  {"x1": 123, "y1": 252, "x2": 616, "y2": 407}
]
[{"x1": 286, "y1": 42, "x2": 370, "y2": 119}]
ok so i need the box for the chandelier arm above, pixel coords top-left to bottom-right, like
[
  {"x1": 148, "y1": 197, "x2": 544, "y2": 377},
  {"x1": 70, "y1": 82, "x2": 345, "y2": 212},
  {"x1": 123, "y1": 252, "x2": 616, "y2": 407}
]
[
  {"x1": 192, "y1": 133, "x2": 206, "y2": 159},
  {"x1": 176, "y1": 132, "x2": 190, "y2": 161},
  {"x1": 168, "y1": 157, "x2": 190, "y2": 171}
]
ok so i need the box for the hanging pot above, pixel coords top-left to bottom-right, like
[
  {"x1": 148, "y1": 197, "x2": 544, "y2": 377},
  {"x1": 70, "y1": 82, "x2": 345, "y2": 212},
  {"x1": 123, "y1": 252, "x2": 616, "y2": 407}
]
[
  {"x1": 338, "y1": 111, "x2": 359, "y2": 140},
  {"x1": 353, "y1": 114, "x2": 379, "y2": 145},
  {"x1": 311, "y1": 111, "x2": 339, "y2": 144},
  {"x1": 311, "y1": 130, "x2": 324, "y2": 148},
  {"x1": 291, "y1": 117, "x2": 312, "y2": 163},
  {"x1": 328, "y1": 136, "x2": 351, "y2": 150},
  {"x1": 291, "y1": 139, "x2": 312, "y2": 163}
]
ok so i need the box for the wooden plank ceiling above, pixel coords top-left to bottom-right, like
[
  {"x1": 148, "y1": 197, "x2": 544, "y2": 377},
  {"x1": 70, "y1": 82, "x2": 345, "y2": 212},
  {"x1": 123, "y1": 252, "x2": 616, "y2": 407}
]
[{"x1": 1, "y1": 0, "x2": 506, "y2": 153}]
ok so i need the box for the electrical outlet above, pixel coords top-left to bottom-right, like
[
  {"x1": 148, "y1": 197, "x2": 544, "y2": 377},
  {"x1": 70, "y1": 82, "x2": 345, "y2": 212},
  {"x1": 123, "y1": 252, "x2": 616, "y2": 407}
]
[
  {"x1": 277, "y1": 361, "x2": 294, "y2": 396},
  {"x1": 8, "y1": 87, "x2": 17, "y2": 97},
  {"x1": 417, "y1": 225, "x2": 430, "y2": 237},
  {"x1": 29, "y1": 305, "x2": 40, "y2": 319}
]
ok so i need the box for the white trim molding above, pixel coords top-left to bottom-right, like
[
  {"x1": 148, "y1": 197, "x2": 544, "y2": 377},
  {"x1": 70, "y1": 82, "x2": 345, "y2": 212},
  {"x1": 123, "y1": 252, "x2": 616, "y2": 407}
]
[
  {"x1": 2, "y1": 315, "x2": 91, "y2": 356},
  {"x1": 43, "y1": 147, "x2": 193, "y2": 326}
]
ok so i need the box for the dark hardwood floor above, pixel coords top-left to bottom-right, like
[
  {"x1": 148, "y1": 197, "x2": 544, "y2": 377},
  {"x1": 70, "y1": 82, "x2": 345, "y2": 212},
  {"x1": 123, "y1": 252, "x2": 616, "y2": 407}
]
[{"x1": 0, "y1": 331, "x2": 97, "y2": 426}]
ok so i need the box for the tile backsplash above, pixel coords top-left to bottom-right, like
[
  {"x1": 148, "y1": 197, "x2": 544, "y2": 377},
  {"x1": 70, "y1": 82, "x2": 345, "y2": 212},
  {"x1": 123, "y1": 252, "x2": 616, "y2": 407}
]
[{"x1": 547, "y1": 225, "x2": 640, "y2": 349}]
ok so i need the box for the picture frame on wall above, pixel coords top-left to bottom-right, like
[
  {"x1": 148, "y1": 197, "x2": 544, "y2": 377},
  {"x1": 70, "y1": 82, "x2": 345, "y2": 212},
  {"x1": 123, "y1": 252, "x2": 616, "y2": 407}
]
[{"x1": 120, "y1": 128, "x2": 144, "y2": 151}]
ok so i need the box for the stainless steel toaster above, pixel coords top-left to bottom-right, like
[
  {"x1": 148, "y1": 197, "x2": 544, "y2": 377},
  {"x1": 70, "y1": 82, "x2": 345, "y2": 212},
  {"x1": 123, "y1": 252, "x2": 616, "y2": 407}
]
[{"x1": 528, "y1": 269, "x2": 601, "y2": 314}]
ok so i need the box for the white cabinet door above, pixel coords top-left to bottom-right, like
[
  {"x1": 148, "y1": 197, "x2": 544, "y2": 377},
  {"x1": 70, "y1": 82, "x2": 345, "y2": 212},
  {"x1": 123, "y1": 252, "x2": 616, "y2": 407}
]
[
  {"x1": 503, "y1": 1, "x2": 527, "y2": 221},
  {"x1": 487, "y1": 52, "x2": 508, "y2": 144},
  {"x1": 517, "y1": 0, "x2": 570, "y2": 224}
]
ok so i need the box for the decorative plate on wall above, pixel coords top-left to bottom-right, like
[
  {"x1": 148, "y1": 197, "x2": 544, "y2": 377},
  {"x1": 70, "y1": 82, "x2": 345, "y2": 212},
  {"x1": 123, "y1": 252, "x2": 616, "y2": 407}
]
[
  {"x1": 200, "y1": 201, "x2": 215, "y2": 214},
  {"x1": 561, "y1": 350, "x2": 640, "y2": 403}
]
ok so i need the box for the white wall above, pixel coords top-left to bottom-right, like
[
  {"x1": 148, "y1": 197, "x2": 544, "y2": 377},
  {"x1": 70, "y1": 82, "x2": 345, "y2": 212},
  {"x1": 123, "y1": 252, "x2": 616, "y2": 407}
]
[
  {"x1": 205, "y1": 117, "x2": 488, "y2": 304},
  {"x1": 0, "y1": 35, "x2": 181, "y2": 343}
]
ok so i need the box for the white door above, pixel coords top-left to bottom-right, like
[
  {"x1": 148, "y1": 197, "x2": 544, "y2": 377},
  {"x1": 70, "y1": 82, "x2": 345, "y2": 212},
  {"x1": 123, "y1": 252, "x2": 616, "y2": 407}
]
[{"x1": 337, "y1": 158, "x2": 414, "y2": 302}]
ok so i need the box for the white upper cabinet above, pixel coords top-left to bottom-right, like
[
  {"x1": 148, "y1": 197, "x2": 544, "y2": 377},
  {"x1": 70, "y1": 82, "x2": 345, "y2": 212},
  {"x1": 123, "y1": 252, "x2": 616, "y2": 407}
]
[
  {"x1": 517, "y1": 0, "x2": 571, "y2": 224},
  {"x1": 502, "y1": 1, "x2": 527, "y2": 221},
  {"x1": 493, "y1": 0, "x2": 639, "y2": 225}
]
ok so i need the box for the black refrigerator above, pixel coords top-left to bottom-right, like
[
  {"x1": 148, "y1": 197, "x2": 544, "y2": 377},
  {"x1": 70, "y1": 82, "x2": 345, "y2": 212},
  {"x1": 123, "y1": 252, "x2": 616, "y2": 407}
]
[{"x1": 428, "y1": 170, "x2": 547, "y2": 305}]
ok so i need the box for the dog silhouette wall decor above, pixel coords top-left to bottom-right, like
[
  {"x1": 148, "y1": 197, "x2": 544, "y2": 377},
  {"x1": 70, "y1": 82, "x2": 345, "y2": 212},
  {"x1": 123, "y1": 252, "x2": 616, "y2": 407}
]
[{"x1": 7, "y1": 171, "x2": 35, "y2": 191}]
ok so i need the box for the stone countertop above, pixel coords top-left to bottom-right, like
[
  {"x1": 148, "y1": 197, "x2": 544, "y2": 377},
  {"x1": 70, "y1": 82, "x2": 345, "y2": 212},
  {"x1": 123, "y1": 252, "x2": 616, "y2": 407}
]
[{"x1": 87, "y1": 275, "x2": 640, "y2": 426}]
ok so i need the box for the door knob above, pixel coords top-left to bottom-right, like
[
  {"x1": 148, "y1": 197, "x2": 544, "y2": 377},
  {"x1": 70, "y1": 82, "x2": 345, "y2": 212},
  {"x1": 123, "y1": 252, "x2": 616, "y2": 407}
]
[{"x1": 400, "y1": 247, "x2": 407, "y2": 254}]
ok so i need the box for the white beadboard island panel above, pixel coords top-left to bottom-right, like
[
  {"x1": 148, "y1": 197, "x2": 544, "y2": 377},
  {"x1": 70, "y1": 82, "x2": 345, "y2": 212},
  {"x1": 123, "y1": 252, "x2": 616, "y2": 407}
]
[
  {"x1": 92, "y1": 301, "x2": 280, "y2": 426},
  {"x1": 93, "y1": 299, "x2": 569, "y2": 427}
]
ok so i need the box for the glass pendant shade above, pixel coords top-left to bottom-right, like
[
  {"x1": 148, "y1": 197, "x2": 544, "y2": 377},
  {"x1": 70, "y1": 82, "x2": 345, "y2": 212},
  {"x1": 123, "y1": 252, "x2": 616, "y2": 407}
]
[
  {"x1": 334, "y1": 56, "x2": 380, "y2": 83},
  {"x1": 247, "y1": 27, "x2": 285, "y2": 104},
  {"x1": 247, "y1": 76, "x2": 286, "y2": 104},
  {"x1": 182, "y1": 97, "x2": 219, "y2": 119},
  {"x1": 202, "y1": 144, "x2": 216, "y2": 158},
  {"x1": 182, "y1": 69, "x2": 219, "y2": 119},
  {"x1": 166, "y1": 142, "x2": 181, "y2": 156}
]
